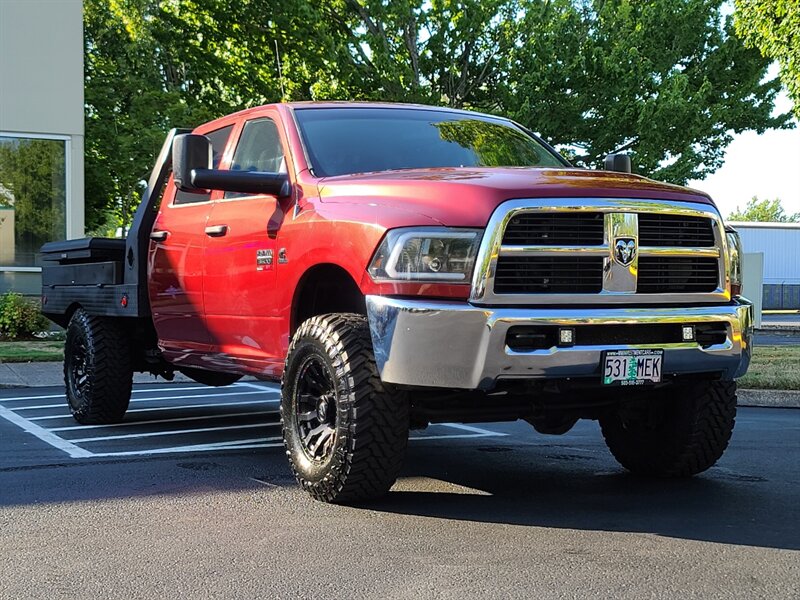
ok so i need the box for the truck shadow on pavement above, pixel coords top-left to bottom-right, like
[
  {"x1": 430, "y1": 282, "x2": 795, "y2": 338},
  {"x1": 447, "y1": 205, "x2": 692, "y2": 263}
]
[
  {"x1": 376, "y1": 439, "x2": 800, "y2": 552},
  {"x1": 1, "y1": 416, "x2": 797, "y2": 553}
]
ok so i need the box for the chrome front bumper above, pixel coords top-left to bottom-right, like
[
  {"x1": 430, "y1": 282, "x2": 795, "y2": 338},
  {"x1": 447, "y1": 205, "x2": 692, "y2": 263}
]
[{"x1": 366, "y1": 295, "x2": 753, "y2": 390}]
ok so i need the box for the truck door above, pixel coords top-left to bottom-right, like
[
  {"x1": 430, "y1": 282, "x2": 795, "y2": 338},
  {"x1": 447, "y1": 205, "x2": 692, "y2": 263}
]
[
  {"x1": 148, "y1": 124, "x2": 234, "y2": 354},
  {"x1": 201, "y1": 115, "x2": 287, "y2": 371}
]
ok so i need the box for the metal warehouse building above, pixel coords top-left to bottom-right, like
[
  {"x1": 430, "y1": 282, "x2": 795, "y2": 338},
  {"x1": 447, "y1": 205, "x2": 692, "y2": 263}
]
[{"x1": 731, "y1": 222, "x2": 800, "y2": 309}]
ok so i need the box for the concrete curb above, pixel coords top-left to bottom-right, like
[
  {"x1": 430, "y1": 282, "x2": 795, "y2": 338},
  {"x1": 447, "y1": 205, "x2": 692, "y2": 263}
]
[
  {"x1": 756, "y1": 325, "x2": 800, "y2": 333},
  {"x1": 737, "y1": 389, "x2": 800, "y2": 409}
]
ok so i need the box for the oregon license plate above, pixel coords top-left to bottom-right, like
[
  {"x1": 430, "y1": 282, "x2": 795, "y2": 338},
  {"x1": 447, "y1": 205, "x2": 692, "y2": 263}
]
[{"x1": 602, "y1": 349, "x2": 663, "y2": 386}]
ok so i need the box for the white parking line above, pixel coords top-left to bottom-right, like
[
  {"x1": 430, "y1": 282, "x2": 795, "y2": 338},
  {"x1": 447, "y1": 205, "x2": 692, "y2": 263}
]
[
  {"x1": 0, "y1": 404, "x2": 93, "y2": 458},
  {"x1": 235, "y1": 381, "x2": 278, "y2": 392},
  {"x1": 0, "y1": 385, "x2": 215, "y2": 402},
  {"x1": 0, "y1": 385, "x2": 505, "y2": 459},
  {"x1": 439, "y1": 422, "x2": 506, "y2": 436},
  {"x1": 89, "y1": 437, "x2": 284, "y2": 458},
  {"x1": 49, "y1": 410, "x2": 279, "y2": 431},
  {"x1": 14, "y1": 389, "x2": 277, "y2": 411},
  {"x1": 69, "y1": 421, "x2": 282, "y2": 443},
  {"x1": 29, "y1": 398, "x2": 281, "y2": 420}
]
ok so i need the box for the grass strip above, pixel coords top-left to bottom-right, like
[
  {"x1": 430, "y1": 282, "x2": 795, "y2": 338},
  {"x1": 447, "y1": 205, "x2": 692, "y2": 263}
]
[
  {"x1": 739, "y1": 344, "x2": 800, "y2": 391},
  {"x1": 0, "y1": 340, "x2": 64, "y2": 363}
]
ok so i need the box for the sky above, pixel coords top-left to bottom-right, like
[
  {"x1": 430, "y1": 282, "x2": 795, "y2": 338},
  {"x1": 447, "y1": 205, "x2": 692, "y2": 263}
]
[{"x1": 687, "y1": 87, "x2": 800, "y2": 219}]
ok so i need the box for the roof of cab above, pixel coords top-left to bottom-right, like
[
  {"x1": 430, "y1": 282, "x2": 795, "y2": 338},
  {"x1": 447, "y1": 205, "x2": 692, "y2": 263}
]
[{"x1": 206, "y1": 101, "x2": 510, "y2": 126}]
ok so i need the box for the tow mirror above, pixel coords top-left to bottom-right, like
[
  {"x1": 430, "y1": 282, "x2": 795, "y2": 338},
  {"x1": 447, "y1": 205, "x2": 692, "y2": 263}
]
[
  {"x1": 604, "y1": 153, "x2": 631, "y2": 174},
  {"x1": 171, "y1": 133, "x2": 291, "y2": 197},
  {"x1": 173, "y1": 134, "x2": 212, "y2": 191}
]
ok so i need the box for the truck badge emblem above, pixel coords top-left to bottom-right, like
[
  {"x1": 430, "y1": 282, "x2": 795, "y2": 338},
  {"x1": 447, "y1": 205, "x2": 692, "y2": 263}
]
[
  {"x1": 614, "y1": 238, "x2": 636, "y2": 266},
  {"x1": 256, "y1": 249, "x2": 273, "y2": 270},
  {"x1": 278, "y1": 248, "x2": 288, "y2": 264}
]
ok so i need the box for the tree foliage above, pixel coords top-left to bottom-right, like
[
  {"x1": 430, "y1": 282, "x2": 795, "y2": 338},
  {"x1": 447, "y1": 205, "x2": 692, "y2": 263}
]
[
  {"x1": 734, "y1": 0, "x2": 800, "y2": 119},
  {"x1": 727, "y1": 196, "x2": 800, "y2": 222},
  {"x1": 84, "y1": 0, "x2": 792, "y2": 230}
]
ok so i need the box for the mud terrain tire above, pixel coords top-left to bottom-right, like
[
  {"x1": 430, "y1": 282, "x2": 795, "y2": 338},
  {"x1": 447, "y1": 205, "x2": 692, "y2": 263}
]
[
  {"x1": 600, "y1": 380, "x2": 737, "y2": 477},
  {"x1": 65, "y1": 309, "x2": 133, "y2": 424},
  {"x1": 281, "y1": 314, "x2": 409, "y2": 503}
]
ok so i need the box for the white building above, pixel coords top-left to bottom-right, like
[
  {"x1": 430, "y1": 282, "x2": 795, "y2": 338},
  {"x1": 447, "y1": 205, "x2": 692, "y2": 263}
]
[
  {"x1": 0, "y1": 0, "x2": 84, "y2": 294},
  {"x1": 730, "y1": 221, "x2": 800, "y2": 309}
]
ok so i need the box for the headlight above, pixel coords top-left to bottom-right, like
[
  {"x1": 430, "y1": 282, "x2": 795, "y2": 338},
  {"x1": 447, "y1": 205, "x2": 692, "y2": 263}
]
[
  {"x1": 368, "y1": 227, "x2": 483, "y2": 282},
  {"x1": 726, "y1": 226, "x2": 743, "y2": 296}
]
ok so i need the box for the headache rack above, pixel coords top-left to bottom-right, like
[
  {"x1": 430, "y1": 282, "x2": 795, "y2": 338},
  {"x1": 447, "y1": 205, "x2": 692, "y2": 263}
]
[{"x1": 40, "y1": 128, "x2": 190, "y2": 324}]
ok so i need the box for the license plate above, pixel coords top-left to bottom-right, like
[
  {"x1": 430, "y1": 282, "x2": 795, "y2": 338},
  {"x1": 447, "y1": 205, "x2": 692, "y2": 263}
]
[{"x1": 602, "y1": 349, "x2": 663, "y2": 386}]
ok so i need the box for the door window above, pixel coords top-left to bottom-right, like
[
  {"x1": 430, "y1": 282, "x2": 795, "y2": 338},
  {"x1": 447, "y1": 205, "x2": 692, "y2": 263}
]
[
  {"x1": 225, "y1": 118, "x2": 286, "y2": 199},
  {"x1": 173, "y1": 125, "x2": 233, "y2": 205}
]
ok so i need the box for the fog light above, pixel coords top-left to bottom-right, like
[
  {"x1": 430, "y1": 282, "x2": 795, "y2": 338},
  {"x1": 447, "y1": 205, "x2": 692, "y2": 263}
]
[
  {"x1": 559, "y1": 327, "x2": 575, "y2": 346},
  {"x1": 682, "y1": 325, "x2": 695, "y2": 341}
]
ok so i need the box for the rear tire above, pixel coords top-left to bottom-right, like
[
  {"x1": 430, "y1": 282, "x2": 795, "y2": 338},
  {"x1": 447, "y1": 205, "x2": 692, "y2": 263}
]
[
  {"x1": 281, "y1": 314, "x2": 409, "y2": 503},
  {"x1": 600, "y1": 380, "x2": 737, "y2": 477},
  {"x1": 65, "y1": 309, "x2": 133, "y2": 424}
]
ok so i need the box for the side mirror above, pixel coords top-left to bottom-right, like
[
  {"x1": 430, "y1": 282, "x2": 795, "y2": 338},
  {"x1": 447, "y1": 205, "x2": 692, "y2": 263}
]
[
  {"x1": 171, "y1": 133, "x2": 291, "y2": 197},
  {"x1": 173, "y1": 134, "x2": 212, "y2": 191},
  {"x1": 604, "y1": 153, "x2": 631, "y2": 174}
]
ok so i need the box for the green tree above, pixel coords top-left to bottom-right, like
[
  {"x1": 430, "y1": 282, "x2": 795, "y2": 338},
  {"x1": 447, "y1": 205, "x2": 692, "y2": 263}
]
[
  {"x1": 85, "y1": 0, "x2": 792, "y2": 228},
  {"x1": 727, "y1": 196, "x2": 800, "y2": 222},
  {"x1": 734, "y1": 0, "x2": 800, "y2": 119},
  {"x1": 310, "y1": 0, "x2": 792, "y2": 183},
  {"x1": 84, "y1": 0, "x2": 342, "y2": 231},
  {"x1": 504, "y1": 0, "x2": 791, "y2": 183}
]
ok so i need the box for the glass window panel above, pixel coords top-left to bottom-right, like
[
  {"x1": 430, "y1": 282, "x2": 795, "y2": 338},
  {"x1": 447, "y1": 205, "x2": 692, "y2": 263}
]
[
  {"x1": 0, "y1": 136, "x2": 67, "y2": 267},
  {"x1": 224, "y1": 118, "x2": 286, "y2": 199}
]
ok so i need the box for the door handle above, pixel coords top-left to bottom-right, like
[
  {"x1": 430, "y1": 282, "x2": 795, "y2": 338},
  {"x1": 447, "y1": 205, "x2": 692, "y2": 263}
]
[
  {"x1": 205, "y1": 225, "x2": 228, "y2": 237},
  {"x1": 149, "y1": 230, "x2": 169, "y2": 242}
]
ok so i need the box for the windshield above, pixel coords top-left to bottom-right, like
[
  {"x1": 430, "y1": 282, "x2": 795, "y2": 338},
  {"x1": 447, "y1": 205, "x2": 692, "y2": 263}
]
[{"x1": 294, "y1": 107, "x2": 565, "y2": 177}]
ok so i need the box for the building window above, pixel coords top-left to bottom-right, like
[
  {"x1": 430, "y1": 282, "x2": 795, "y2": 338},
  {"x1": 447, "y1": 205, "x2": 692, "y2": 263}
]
[{"x1": 0, "y1": 135, "x2": 67, "y2": 268}]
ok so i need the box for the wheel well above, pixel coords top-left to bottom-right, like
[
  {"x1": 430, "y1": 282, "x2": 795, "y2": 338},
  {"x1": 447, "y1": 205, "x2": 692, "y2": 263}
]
[
  {"x1": 45, "y1": 302, "x2": 81, "y2": 329},
  {"x1": 292, "y1": 265, "x2": 366, "y2": 334}
]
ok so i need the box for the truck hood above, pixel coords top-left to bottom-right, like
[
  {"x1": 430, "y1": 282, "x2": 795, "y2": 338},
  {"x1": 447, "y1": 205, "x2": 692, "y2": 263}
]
[{"x1": 317, "y1": 167, "x2": 716, "y2": 227}]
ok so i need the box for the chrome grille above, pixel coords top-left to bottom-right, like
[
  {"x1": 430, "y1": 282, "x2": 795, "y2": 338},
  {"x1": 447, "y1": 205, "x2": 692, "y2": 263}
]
[
  {"x1": 494, "y1": 256, "x2": 604, "y2": 294},
  {"x1": 471, "y1": 198, "x2": 728, "y2": 305},
  {"x1": 638, "y1": 257, "x2": 719, "y2": 293},
  {"x1": 639, "y1": 214, "x2": 715, "y2": 247},
  {"x1": 502, "y1": 213, "x2": 604, "y2": 245}
]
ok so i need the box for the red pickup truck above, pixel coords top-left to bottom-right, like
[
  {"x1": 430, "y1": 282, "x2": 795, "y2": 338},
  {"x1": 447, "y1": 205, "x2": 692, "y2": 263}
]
[{"x1": 41, "y1": 102, "x2": 752, "y2": 503}]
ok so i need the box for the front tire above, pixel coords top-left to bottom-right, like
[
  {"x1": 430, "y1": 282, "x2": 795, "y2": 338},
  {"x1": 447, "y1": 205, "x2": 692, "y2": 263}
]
[
  {"x1": 65, "y1": 309, "x2": 133, "y2": 424},
  {"x1": 600, "y1": 380, "x2": 737, "y2": 477},
  {"x1": 281, "y1": 314, "x2": 409, "y2": 503}
]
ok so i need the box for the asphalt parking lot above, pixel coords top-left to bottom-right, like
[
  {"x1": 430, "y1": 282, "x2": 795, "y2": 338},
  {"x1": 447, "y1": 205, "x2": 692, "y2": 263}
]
[{"x1": 0, "y1": 382, "x2": 798, "y2": 599}]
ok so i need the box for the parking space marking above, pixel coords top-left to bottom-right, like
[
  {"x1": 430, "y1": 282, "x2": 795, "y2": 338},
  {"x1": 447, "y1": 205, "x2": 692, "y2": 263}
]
[
  {"x1": 13, "y1": 389, "x2": 276, "y2": 411},
  {"x1": 29, "y1": 398, "x2": 281, "y2": 420},
  {"x1": 0, "y1": 382, "x2": 506, "y2": 459},
  {"x1": 436, "y1": 422, "x2": 505, "y2": 436},
  {"x1": 89, "y1": 437, "x2": 285, "y2": 458},
  {"x1": 49, "y1": 410, "x2": 278, "y2": 431},
  {"x1": 70, "y1": 421, "x2": 281, "y2": 443},
  {"x1": 0, "y1": 404, "x2": 93, "y2": 458},
  {"x1": 0, "y1": 386, "x2": 213, "y2": 403}
]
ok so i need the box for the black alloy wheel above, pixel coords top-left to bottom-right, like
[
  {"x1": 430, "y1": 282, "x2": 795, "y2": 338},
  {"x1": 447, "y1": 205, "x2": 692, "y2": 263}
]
[
  {"x1": 66, "y1": 333, "x2": 90, "y2": 412},
  {"x1": 294, "y1": 354, "x2": 338, "y2": 462}
]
